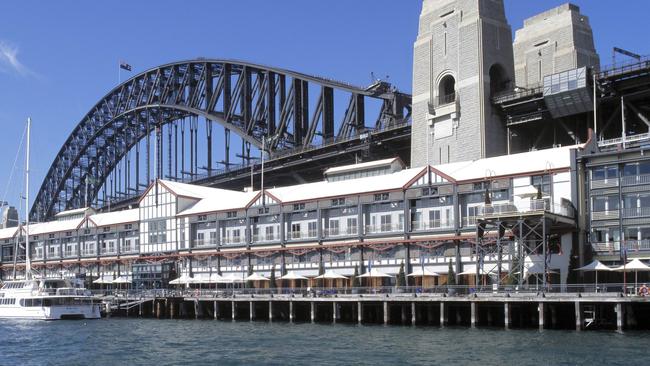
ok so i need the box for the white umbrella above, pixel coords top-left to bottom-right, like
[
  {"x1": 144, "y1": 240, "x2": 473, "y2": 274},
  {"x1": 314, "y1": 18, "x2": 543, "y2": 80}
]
[
  {"x1": 515, "y1": 185, "x2": 540, "y2": 199},
  {"x1": 112, "y1": 276, "x2": 132, "y2": 284},
  {"x1": 93, "y1": 277, "x2": 111, "y2": 284},
  {"x1": 358, "y1": 268, "x2": 393, "y2": 278},
  {"x1": 246, "y1": 273, "x2": 270, "y2": 281},
  {"x1": 314, "y1": 270, "x2": 348, "y2": 280},
  {"x1": 280, "y1": 271, "x2": 310, "y2": 281},
  {"x1": 217, "y1": 273, "x2": 245, "y2": 284},
  {"x1": 169, "y1": 274, "x2": 197, "y2": 285},
  {"x1": 575, "y1": 260, "x2": 612, "y2": 289},
  {"x1": 613, "y1": 259, "x2": 650, "y2": 292},
  {"x1": 407, "y1": 267, "x2": 440, "y2": 277}
]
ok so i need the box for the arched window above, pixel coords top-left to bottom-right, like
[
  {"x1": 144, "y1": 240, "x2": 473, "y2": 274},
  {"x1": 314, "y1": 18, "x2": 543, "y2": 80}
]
[
  {"x1": 438, "y1": 75, "x2": 456, "y2": 106},
  {"x1": 489, "y1": 64, "x2": 510, "y2": 96}
]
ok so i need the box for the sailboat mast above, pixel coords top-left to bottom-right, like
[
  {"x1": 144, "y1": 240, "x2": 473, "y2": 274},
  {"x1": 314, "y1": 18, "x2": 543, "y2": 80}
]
[{"x1": 25, "y1": 117, "x2": 31, "y2": 279}]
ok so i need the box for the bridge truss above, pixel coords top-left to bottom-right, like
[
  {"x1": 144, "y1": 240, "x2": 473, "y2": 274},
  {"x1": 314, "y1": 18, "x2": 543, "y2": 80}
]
[{"x1": 32, "y1": 59, "x2": 411, "y2": 221}]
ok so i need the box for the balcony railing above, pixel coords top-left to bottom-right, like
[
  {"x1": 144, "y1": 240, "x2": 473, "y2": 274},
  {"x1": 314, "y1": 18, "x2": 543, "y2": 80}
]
[
  {"x1": 289, "y1": 230, "x2": 318, "y2": 240},
  {"x1": 590, "y1": 178, "x2": 618, "y2": 189},
  {"x1": 622, "y1": 174, "x2": 650, "y2": 186},
  {"x1": 64, "y1": 250, "x2": 77, "y2": 258},
  {"x1": 193, "y1": 239, "x2": 218, "y2": 248},
  {"x1": 47, "y1": 252, "x2": 60, "y2": 259},
  {"x1": 365, "y1": 223, "x2": 404, "y2": 234},
  {"x1": 252, "y1": 233, "x2": 279, "y2": 243},
  {"x1": 411, "y1": 220, "x2": 455, "y2": 231},
  {"x1": 626, "y1": 240, "x2": 650, "y2": 251},
  {"x1": 592, "y1": 210, "x2": 620, "y2": 220},
  {"x1": 120, "y1": 245, "x2": 139, "y2": 254},
  {"x1": 81, "y1": 249, "x2": 96, "y2": 256},
  {"x1": 477, "y1": 199, "x2": 575, "y2": 218},
  {"x1": 437, "y1": 92, "x2": 456, "y2": 106},
  {"x1": 323, "y1": 227, "x2": 358, "y2": 238},
  {"x1": 622, "y1": 207, "x2": 650, "y2": 218},
  {"x1": 591, "y1": 241, "x2": 620, "y2": 253},
  {"x1": 220, "y1": 237, "x2": 242, "y2": 245}
]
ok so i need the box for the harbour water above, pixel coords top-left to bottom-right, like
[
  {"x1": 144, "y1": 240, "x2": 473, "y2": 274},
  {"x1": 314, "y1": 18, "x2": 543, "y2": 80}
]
[{"x1": 0, "y1": 319, "x2": 648, "y2": 365}]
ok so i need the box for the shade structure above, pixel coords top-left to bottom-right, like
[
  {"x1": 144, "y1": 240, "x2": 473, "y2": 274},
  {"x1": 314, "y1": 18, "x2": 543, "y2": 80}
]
[
  {"x1": 112, "y1": 276, "x2": 132, "y2": 284},
  {"x1": 217, "y1": 273, "x2": 245, "y2": 284},
  {"x1": 169, "y1": 274, "x2": 198, "y2": 285},
  {"x1": 613, "y1": 259, "x2": 650, "y2": 293},
  {"x1": 458, "y1": 267, "x2": 496, "y2": 276},
  {"x1": 280, "y1": 271, "x2": 309, "y2": 281},
  {"x1": 245, "y1": 273, "x2": 270, "y2": 281},
  {"x1": 358, "y1": 268, "x2": 393, "y2": 278},
  {"x1": 406, "y1": 267, "x2": 440, "y2": 277},
  {"x1": 575, "y1": 260, "x2": 612, "y2": 289},
  {"x1": 196, "y1": 273, "x2": 223, "y2": 284},
  {"x1": 93, "y1": 277, "x2": 112, "y2": 284},
  {"x1": 314, "y1": 270, "x2": 348, "y2": 280},
  {"x1": 515, "y1": 185, "x2": 540, "y2": 198}
]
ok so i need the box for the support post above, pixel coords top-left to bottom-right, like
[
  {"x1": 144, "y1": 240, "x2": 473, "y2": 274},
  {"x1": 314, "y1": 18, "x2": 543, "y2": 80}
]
[
  {"x1": 214, "y1": 301, "x2": 218, "y2": 320},
  {"x1": 411, "y1": 302, "x2": 416, "y2": 326},
  {"x1": 310, "y1": 302, "x2": 315, "y2": 323},
  {"x1": 232, "y1": 301, "x2": 236, "y2": 321},
  {"x1": 383, "y1": 301, "x2": 389, "y2": 325},
  {"x1": 401, "y1": 305, "x2": 407, "y2": 325},
  {"x1": 616, "y1": 303, "x2": 624, "y2": 332},
  {"x1": 268, "y1": 301, "x2": 273, "y2": 322},
  {"x1": 504, "y1": 303, "x2": 510, "y2": 330},
  {"x1": 440, "y1": 302, "x2": 446, "y2": 327},
  {"x1": 471, "y1": 302, "x2": 477, "y2": 328},
  {"x1": 289, "y1": 301, "x2": 294, "y2": 323},
  {"x1": 250, "y1": 301, "x2": 254, "y2": 321},
  {"x1": 575, "y1": 301, "x2": 581, "y2": 331},
  {"x1": 358, "y1": 301, "x2": 362, "y2": 324},
  {"x1": 332, "y1": 302, "x2": 337, "y2": 324},
  {"x1": 538, "y1": 302, "x2": 545, "y2": 331}
]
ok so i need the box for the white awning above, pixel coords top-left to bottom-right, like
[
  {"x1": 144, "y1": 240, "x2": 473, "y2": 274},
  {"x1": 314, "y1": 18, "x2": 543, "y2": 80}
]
[
  {"x1": 280, "y1": 271, "x2": 310, "y2": 281},
  {"x1": 358, "y1": 268, "x2": 393, "y2": 278},
  {"x1": 112, "y1": 276, "x2": 132, "y2": 284},
  {"x1": 246, "y1": 273, "x2": 270, "y2": 281},
  {"x1": 314, "y1": 270, "x2": 348, "y2": 280},
  {"x1": 575, "y1": 260, "x2": 612, "y2": 272},
  {"x1": 613, "y1": 259, "x2": 650, "y2": 272},
  {"x1": 407, "y1": 267, "x2": 440, "y2": 277}
]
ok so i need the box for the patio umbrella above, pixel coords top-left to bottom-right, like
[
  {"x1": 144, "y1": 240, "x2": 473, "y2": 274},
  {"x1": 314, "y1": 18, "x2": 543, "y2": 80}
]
[
  {"x1": 613, "y1": 259, "x2": 650, "y2": 292},
  {"x1": 575, "y1": 260, "x2": 612, "y2": 288},
  {"x1": 358, "y1": 268, "x2": 393, "y2": 278},
  {"x1": 169, "y1": 274, "x2": 197, "y2": 285},
  {"x1": 315, "y1": 270, "x2": 348, "y2": 288},
  {"x1": 515, "y1": 185, "x2": 539, "y2": 199},
  {"x1": 245, "y1": 273, "x2": 270, "y2": 281},
  {"x1": 407, "y1": 267, "x2": 440, "y2": 277},
  {"x1": 280, "y1": 271, "x2": 310, "y2": 281},
  {"x1": 217, "y1": 273, "x2": 246, "y2": 283},
  {"x1": 112, "y1": 276, "x2": 132, "y2": 284}
]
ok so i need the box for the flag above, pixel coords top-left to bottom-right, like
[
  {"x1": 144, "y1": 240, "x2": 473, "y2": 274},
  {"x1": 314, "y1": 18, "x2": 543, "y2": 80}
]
[{"x1": 119, "y1": 61, "x2": 132, "y2": 72}]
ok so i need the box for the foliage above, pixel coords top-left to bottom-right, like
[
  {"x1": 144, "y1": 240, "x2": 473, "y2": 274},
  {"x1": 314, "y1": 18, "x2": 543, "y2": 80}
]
[{"x1": 447, "y1": 260, "x2": 456, "y2": 286}]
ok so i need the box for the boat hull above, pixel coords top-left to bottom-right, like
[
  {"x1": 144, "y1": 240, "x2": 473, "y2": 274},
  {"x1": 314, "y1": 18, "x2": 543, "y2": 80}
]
[{"x1": 0, "y1": 304, "x2": 101, "y2": 320}]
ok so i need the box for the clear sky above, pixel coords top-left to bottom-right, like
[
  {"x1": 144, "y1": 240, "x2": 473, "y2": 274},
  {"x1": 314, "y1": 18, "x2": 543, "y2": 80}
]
[{"x1": 0, "y1": 0, "x2": 647, "y2": 212}]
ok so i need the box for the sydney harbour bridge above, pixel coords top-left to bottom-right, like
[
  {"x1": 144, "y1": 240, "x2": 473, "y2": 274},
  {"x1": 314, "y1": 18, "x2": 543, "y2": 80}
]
[{"x1": 31, "y1": 59, "x2": 412, "y2": 222}]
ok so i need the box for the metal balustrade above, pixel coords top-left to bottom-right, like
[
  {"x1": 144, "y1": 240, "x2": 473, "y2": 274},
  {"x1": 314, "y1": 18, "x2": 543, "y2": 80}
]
[
  {"x1": 365, "y1": 223, "x2": 404, "y2": 234},
  {"x1": 411, "y1": 220, "x2": 454, "y2": 231},
  {"x1": 477, "y1": 199, "x2": 574, "y2": 218},
  {"x1": 622, "y1": 207, "x2": 650, "y2": 218}
]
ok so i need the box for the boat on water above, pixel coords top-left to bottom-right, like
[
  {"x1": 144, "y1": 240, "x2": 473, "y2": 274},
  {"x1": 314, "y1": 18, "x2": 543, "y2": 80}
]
[
  {"x1": 0, "y1": 118, "x2": 101, "y2": 320},
  {"x1": 0, "y1": 278, "x2": 101, "y2": 320}
]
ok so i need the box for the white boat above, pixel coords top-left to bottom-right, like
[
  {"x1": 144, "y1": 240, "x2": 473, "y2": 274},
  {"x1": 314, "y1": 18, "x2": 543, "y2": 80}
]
[
  {"x1": 0, "y1": 118, "x2": 100, "y2": 320},
  {"x1": 0, "y1": 278, "x2": 101, "y2": 320}
]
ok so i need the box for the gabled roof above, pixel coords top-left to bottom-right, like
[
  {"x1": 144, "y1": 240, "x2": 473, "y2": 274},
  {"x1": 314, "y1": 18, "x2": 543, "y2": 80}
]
[
  {"x1": 159, "y1": 180, "x2": 236, "y2": 199},
  {"x1": 324, "y1": 157, "x2": 404, "y2": 176},
  {"x1": 25, "y1": 217, "x2": 85, "y2": 236},
  {"x1": 0, "y1": 227, "x2": 18, "y2": 241},
  {"x1": 433, "y1": 145, "x2": 580, "y2": 182},
  {"x1": 267, "y1": 166, "x2": 426, "y2": 203},
  {"x1": 177, "y1": 190, "x2": 259, "y2": 216},
  {"x1": 88, "y1": 209, "x2": 139, "y2": 227}
]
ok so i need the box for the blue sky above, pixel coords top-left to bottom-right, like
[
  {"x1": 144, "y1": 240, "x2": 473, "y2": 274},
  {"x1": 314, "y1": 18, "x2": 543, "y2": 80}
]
[{"x1": 0, "y1": 0, "x2": 647, "y2": 211}]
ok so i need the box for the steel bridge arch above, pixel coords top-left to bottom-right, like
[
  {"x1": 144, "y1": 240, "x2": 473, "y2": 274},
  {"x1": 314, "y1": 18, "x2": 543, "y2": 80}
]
[{"x1": 32, "y1": 59, "x2": 411, "y2": 222}]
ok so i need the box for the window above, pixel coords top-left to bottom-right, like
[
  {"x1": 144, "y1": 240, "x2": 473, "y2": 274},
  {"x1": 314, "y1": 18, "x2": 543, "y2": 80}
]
[
  {"x1": 328, "y1": 220, "x2": 340, "y2": 236},
  {"x1": 422, "y1": 187, "x2": 438, "y2": 197},
  {"x1": 380, "y1": 215, "x2": 392, "y2": 232},
  {"x1": 293, "y1": 203, "x2": 306, "y2": 211},
  {"x1": 347, "y1": 218, "x2": 358, "y2": 235},
  {"x1": 592, "y1": 195, "x2": 619, "y2": 212},
  {"x1": 258, "y1": 207, "x2": 269, "y2": 214},
  {"x1": 103, "y1": 227, "x2": 110, "y2": 233},
  {"x1": 232, "y1": 229, "x2": 241, "y2": 243},
  {"x1": 308, "y1": 222, "x2": 318, "y2": 237},
  {"x1": 198, "y1": 215, "x2": 207, "y2": 222},
  {"x1": 429, "y1": 210, "x2": 441, "y2": 228},
  {"x1": 265, "y1": 226, "x2": 275, "y2": 240},
  {"x1": 291, "y1": 223, "x2": 301, "y2": 239},
  {"x1": 591, "y1": 166, "x2": 618, "y2": 181},
  {"x1": 124, "y1": 224, "x2": 133, "y2": 230},
  {"x1": 373, "y1": 193, "x2": 389, "y2": 202},
  {"x1": 331, "y1": 198, "x2": 345, "y2": 207},
  {"x1": 148, "y1": 220, "x2": 167, "y2": 244},
  {"x1": 531, "y1": 175, "x2": 552, "y2": 196},
  {"x1": 438, "y1": 74, "x2": 456, "y2": 106},
  {"x1": 196, "y1": 232, "x2": 205, "y2": 246},
  {"x1": 65, "y1": 232, "x2": 72, "y2": 237},
  {"x1": 48, "y1": 234, "x2": 55, "y2": 239},
  {"x1": 226, "y1": 211, "x2": 237, "y2": 218}
]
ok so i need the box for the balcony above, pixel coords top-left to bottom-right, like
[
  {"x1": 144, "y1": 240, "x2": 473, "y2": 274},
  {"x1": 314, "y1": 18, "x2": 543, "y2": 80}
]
[
  {"x1": 81, "y1": 249, "x2": 96, "y2": 257},
  {"x1": 64, "y1": 250, "x2": 77, "y2": 258},
  {"x1": 590, "y1": 178, "x2": 618, "y2": 189},
  {"x1": 592, "y1": 210, "x2": 620, "y2": 221},
  {"x1": 323, "y1": 227, "x2": 358, "y2": 238},
  {"x1": 411, "y1": 219, "x2": 455, "y2": 232},
  {"x1": 47, "y1": 251, "x2": 60, "y2": 260},
  {"x1": 622, "y1": 174, "x2": 650, "y2": 186},
  {"x1": 365, "y1": 223, "x2": 404, "y2": 235},
  {"x1": 120, "y1": 245, "x2": 139, "y2": 254},
  {"x1": 289, "y1": 230, "x2": 318, "y2": 240},
  {"x1": 477, "y1": 199, "x2": 575, "y2": 219},
  {"x1": 627, "y1": 240, "x2": 650, "y2": 251},
  {"x1": 622, "y1": 207, "x2": 650, "y2": 218},
  {"x1": 252, "y1": 233, "x2": 279, "y2": 243},
  {"x1": 193, "y1": 239, "x2": 217, "y2": 248},
  {"x1": 591, "y1": 241, "x2": 620, "y2": 253},
  {"x1": 221, "y1": 237, "x2": 242, "y2": 245}
]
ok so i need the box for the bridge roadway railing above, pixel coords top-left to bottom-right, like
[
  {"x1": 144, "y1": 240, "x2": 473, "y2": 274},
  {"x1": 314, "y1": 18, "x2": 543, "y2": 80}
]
[{"x1": 92, "y1": 283, "x2": 646, "y2": 301}]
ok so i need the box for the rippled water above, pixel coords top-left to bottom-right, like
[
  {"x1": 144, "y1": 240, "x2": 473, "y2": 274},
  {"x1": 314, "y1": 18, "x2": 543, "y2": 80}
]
[{"x1": 0, "y1": 318, "x2": 648, "y2": 365}]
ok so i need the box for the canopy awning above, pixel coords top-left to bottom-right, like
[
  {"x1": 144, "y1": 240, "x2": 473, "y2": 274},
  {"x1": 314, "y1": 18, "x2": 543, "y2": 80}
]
[
  {"x1": 280, "y1": 271, "x2": 310, "y2": 281},
  {"x1": 358, "y1": 268, "x2": 393, "y2": 278},
  {"x1": 407, "y1": 267, "x2": 440, "y2": 277},
  {"x1": 575, "y1": 260, "x2": 612, "y2": 272},
  {"x1": 112, "y1": 276, "x2": 132, "y2": 284},
  {"x1": 93, "y1": 277, "x2": 113, "y2": 284},
  {"x1": 246, "y1": 273, "x2": 270, "y2": 281},
  {"x1": 169, "y1": 274, "x2": 198, "y2": 285},
  {"x1": 515, "y1": 185, "x2": 540, "y2": 198},
  {"x1": 613, "y1": 259, "x2": 650, "y2": 272},
  {"x1": 217, "y1": 273, "x2": 245, "y2": 283},
  {"x1": 314, "y1": 270, "x2": 348, "y2": 280}
]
